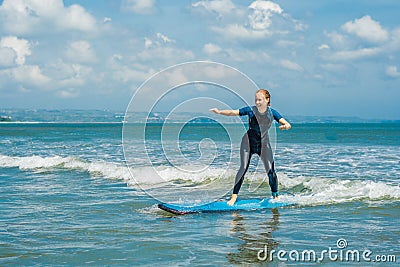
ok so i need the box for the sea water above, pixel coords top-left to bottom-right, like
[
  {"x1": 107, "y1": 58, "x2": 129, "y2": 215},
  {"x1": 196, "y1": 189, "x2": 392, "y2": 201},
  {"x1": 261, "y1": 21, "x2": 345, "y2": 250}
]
[{"x1": 0, "y1": 110, "x2": 399, "y2": 266}]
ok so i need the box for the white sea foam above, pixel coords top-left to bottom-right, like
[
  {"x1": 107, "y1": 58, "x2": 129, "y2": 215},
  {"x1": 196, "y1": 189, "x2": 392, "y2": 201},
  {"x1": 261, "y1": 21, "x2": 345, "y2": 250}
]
[
  {"x1": 0, "y1": 154, "x2": 233, "y2": 185},
  {"x1": 0, "y1": 154, "x2": 132, "y2": 181},
  {"x1": 1, "y1": 154, "x2": 399, "y2": 205},
  {"x1": 278, "y1": 174, "x2": 400, "y2": 205}
]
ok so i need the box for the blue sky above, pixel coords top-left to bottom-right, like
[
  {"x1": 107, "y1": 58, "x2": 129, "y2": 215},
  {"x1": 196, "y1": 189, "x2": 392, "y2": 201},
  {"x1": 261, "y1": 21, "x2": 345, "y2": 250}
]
[{"x1": 0, "y1": 0, "x2": 399, "y2": 120}]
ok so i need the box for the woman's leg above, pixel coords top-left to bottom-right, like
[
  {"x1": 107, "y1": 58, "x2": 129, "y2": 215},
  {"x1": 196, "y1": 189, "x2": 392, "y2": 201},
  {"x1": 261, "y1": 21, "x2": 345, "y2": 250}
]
[
  {"x1": 260, "y1": 142, "x2": 278, "y2": 198},
  {"x1": 233, "y1": 135, "x2": 252, "y2": 195}
]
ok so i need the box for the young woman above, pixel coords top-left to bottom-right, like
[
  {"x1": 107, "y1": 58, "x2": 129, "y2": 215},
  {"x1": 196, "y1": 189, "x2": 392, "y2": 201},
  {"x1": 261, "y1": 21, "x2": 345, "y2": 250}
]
[{"x1": 210, "y1": 89, "x2": 291, "y2": 205}]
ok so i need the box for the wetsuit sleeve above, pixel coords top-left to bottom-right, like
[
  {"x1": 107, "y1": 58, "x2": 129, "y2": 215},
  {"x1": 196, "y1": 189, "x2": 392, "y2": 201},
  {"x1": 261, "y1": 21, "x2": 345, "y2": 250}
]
[
  {"x1": 238, "y1": 106, "x2": 252, "y2": 116},
  {"x1": 271, "y1": 108, "x2": 283, "y2": 122}
]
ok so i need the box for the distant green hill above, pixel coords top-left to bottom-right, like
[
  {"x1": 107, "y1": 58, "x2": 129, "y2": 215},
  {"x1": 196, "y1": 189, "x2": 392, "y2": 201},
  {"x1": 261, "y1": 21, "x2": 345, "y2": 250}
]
[{"x1": 0, "y1": 116, "x2": 12, "y2": 122}]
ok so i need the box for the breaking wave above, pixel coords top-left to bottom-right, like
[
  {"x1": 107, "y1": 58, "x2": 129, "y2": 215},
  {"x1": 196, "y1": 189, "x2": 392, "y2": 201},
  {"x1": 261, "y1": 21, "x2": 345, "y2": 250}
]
[{"x1": 1, "y1": 154, "x2": 399, "y2": 205}]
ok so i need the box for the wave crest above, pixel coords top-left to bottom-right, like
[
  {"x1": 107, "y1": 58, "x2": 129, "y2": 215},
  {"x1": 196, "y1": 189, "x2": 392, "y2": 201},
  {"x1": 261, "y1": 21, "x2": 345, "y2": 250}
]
[{"x1": 1, "y1": 154, "x2": 398, "y2": 205}]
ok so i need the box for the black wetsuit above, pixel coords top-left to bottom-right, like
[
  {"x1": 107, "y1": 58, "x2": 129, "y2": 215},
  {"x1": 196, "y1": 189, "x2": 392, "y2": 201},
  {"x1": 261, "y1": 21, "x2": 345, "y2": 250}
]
[{"x1": 233, "y1": 106, "x2": 283, "y2": 197}]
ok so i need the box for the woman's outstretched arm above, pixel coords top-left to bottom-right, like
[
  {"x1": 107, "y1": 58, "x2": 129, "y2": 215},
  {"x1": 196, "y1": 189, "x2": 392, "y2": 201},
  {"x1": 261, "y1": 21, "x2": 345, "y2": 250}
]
[{"x1": 210, "y1": 108, "x2": 239, "y2": 116}]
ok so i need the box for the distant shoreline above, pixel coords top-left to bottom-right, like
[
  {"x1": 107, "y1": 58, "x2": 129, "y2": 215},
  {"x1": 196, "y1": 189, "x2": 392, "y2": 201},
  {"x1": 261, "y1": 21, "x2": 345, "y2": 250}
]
[
  {"x1": 1, "y1": 121, "x2": 400, "y2": 125},
  {"x1": 0, "y1": 109, "x2": 399, "y2": 124}
]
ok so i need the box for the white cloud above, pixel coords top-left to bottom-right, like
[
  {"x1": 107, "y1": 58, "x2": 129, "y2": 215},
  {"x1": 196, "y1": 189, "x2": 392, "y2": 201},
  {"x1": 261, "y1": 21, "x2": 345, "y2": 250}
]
[
  {"x1": 112, "y1": 65, "x2": 155, "y2": 84},
  {"x1": 65, "y1": 41, "x2": 96, "y2": 63},
  {"x1": 248, "y1": 0, "x2": 283, "y2": 30},
  {"x1": 144, "y1": 33, "x2": 175, "y2": 48},
  {"x1": 249, "y1": 0, "x2": 282, "y2": 13},
  {"x1": 144, "y1": 38, "x2": 153, "y2": 49},
  {"x1": 108, "y1": 55, "x2": 157, "y2": 84},
  {"x1": 280, "y1": 59, "x2": 303, "y2": 72},
  {"x1": 386, "y1": 65, "x2": 400, "y2": 78},
  {"x1": 203, "y1": 43, "x2": 272, "y2": 62},
  {"x1": 57, "y1": 88, "x2": 79, "y2": 98},
  {"x1": 121, "y1": 0, "x2": 155, "y2": 14},
  {"x1": 329, "y1": 47, "x2": 382, "y2": 61},
  {"x1": 135, "y1": 32, "x2": 195, "y2": 65},
  {"x1": 206, "y1": 1, "x2": 303, "y2": 41},
  {"x1": 224, "y1": 48, "x2": 270, "y2": 62},
  {"x1": 192, "y1": 0, "x2": 237, "y2": 16},
  {"x1": 324, "y1": 31, "x2": 347, "y2": 49},
  {"x1": 10, "y1": 65, "x2": 51, "y2": 86},
  {"x1": 0, "y1": 47, "x2": 17, "y2": 67},
  {"x1": 212, "y1": 24, "x2": 271, "y2": 40},
  {"x1": 318, "y1": 44, "x2": 330, "y2": 50},
  {"x1": 0, "y1": 36, "x2": 31, "y2": 65},
  {"x1": 103, "y1": 17, "x2": 112, "y2": 23},
  {"x1": 341, "y1": 15, "x2": 388, "y2": 43},
  {"x1": 203, "y1": 43, "x2": 222, "y2": 55},
  {"x1": 0, "y1": 57, "x2": 95, "y2": 94},
  {"x1": 164, "y1": 68, "x2": 190, "y2": 88},
  {"x1": 61, "y1": 4, "x2": 96, "y2": 32},
  {"x1": 0, "y1": 35, "x2": 51, "y2": 92},
  {"x1": 156, "y1": 33, "x2": 175, "y2": 44},
  {"x1": 0, "y1": 0, "x2": 97, "y2": 35},
  {"x1": 45, "y1": 60, "x2": 88, "y2": 87},
  {"x1": 321, "y1": 16, "x2": 399, "y2": 62},
  {"x1": 386, "y1": 28, "x2": 400, "y2": 52}
]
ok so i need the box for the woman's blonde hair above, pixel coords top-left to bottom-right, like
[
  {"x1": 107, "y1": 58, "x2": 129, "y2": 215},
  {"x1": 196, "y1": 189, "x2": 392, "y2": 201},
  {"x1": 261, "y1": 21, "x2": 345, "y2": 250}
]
[{"x1": 256, "y1": 89, "x2": 271, "y2": 106}]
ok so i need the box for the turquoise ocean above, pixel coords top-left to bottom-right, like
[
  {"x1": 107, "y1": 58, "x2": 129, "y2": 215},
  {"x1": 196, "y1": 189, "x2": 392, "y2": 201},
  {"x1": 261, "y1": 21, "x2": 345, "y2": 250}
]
[{"x1": 0, "y1": 110, "x2": 399, "y2": 266}]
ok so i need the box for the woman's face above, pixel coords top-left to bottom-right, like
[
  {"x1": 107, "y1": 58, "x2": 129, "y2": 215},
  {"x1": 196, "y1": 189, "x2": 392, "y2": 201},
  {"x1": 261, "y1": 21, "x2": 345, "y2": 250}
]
[{"x1": 255, "y1": 92, "x2": 269, "y2": 110}]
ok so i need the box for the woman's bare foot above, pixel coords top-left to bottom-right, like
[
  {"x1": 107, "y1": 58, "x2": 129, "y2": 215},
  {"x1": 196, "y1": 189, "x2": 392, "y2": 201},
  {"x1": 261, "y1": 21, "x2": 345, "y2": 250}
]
[{"x1": 227, "y1": 194, "x2": 238, "y2": 206}]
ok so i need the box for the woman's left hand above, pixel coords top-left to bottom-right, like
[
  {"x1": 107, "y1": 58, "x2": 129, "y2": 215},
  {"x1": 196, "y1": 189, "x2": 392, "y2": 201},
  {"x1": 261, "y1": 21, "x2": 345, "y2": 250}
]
[
  {"x1": 279, "y1": 123, "x2": 291, "y2": 130},
  {"x1": 278, "y1": 118, "x2": 291, "y2": 130}
]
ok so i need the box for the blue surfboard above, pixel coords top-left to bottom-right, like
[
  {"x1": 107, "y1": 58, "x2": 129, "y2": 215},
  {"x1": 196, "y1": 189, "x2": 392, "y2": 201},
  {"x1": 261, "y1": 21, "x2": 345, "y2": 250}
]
[{"x1": 158, "y1": 198, "x2": 293, "y2": 215}]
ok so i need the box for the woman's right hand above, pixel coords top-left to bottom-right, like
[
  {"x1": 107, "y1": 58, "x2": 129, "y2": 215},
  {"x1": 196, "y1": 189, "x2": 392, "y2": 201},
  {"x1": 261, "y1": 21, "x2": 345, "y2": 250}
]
[{"x1": 209, "y1": 108, "x2": 220, "y2": 114}]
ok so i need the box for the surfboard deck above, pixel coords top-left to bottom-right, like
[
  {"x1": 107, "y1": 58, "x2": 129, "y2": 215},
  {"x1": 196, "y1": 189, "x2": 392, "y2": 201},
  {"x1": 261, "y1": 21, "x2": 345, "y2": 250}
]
[{"x1": 158, "y1": 198, "x2": 292, "y2": 215}]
